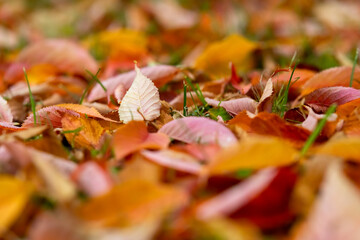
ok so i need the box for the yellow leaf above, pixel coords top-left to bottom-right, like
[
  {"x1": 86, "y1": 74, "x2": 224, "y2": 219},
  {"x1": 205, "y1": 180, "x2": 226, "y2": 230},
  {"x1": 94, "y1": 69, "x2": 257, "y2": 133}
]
[
  {"x1": 61, "y1": 114, "x2": 105, "y2": 150},
  {"x1": 27, "y1": 64, "x2": 58, "y2": 84},
  {"x1": 0, "y1": 176, "x2": 32, "y2": 236},
  {"x1": 209, "y1": 136, "x2": 298, "y2": 174},
  {"x1": 76, "y1": 179, "x2": 187, "y2": 227},
  {"x1": 194, "y1": 34, "x2": 257, "y2": 77},
  {"x1": 315, "y1": 137, "x2": 360, "y2": 161},
  {"x1": 83, "y1": 29, "x2": 148, "y2": 60}
]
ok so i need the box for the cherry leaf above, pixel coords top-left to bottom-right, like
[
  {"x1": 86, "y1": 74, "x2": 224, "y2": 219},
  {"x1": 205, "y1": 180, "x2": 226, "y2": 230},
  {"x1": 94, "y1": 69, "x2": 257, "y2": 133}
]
[
  {"x1": 305, "y1": 87, "x2": 360, "y2": 112},
  {"x1": 205, "y1": 97, "x2": 257, "y2": 115},
  {"x1": 119, "y1": 65, "x2": 161, "y2": 123},
  {"x1": 159, "y1": 117, "x2": 237, "y2": 147},
  {"x1": 87, "y1": 65, "x2": 178, "y2": 102}
]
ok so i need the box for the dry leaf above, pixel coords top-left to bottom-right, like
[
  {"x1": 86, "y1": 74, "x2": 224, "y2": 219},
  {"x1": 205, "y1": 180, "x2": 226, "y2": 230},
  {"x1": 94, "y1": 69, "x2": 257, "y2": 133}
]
[
  {"x1": 76, "y1": 179, "x2": 187, "y2": 227},
  {"x1": 209, "y1": 136, "x2": 298, "y2": 174},
  {"x1": 112, "y1": 121, "x2": 169, "y2": 160},
  {"x1": 0, "y1": 96, "x2": 13, "y2": 122},
  {"x1": 119, "y1": 65, "x2": 161, "y2": 123},
  {"x1": 315, "y1": 137, "x2": 360, "y2": 161},
  {"x1": 159, "y1": 117, "x2": 237, "y2": 147},
  {"x1": 0, "y1": 176, "x2": 32, "y2": 236},
  {"x1": 194, "y1": 34, "x2": 257, "y2": 77},
  {"x1": 205, "y1": 97, "x2": 257, "y2": 115},
  {"x1": 61, "y1": 114, "x2": 105, "y2": 150}
]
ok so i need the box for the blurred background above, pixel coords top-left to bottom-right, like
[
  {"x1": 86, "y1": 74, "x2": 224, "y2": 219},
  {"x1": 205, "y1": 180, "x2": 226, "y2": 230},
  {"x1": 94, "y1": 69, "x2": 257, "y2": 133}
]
[{"x1": 1, "y1": 0, "x2": 360, "y2": 73}]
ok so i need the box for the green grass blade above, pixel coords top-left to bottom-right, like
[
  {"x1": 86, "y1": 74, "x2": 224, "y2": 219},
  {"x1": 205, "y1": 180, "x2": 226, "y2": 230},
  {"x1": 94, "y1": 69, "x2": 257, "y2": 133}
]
[
  {"x1": 183, "y1": 82, "x2": 187, "y2": 116},
  {"x1": 350, "y1": 48, "x2": 359, "y2": 87},
  {"x1": 23, "y1": 68, "x2": 37, "y2": 126},
  {"x1": 300, "y1": 104, "x2": 337, "y2": 157},
  {"x1": 86, "y1": 68, "x2": 106, "y2": 92}
]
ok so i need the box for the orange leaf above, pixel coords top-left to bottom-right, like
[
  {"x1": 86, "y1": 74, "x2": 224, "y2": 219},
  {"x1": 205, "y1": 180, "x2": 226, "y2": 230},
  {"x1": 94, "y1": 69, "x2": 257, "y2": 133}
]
[
  {"x1": 315, "y1": 137, "x2": 360, "y2": 161},
  {"x1": 341, "y1": 107, "x2": 360, "y2": 136},
  {"x1": 61, "y1": 114, "x2": 105, "y2": 150},
  {"x1": 229, "y1": 112, "x2": 311, "y2": 146},
  {"x1": 112, "y1": 121, "x2": 170, "y2": 160},
  {"x1": 76, "y1": 179, "x2": 187, "y2": 227},
  {"x1": 194, "y1": 34, "x2": 257, "y2": 77},
  {"x1": 209, "y1": 136, "x2": 298, "y2": 174},
  {"x1": 337, "y1": 98, "x2": 360, "y2": 118},
  {"x1": 301, "y1": 66, "x2": 360, "y2": 95}
]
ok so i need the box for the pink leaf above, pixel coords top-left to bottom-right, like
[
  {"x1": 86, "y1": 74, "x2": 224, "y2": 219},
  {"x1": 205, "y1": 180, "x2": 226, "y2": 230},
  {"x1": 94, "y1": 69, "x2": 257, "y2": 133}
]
[
  {"x1": 87, "y1": 65, "x2": 179, "y2": 102},
  {"x1": 159, "y1": 117, "x2": 237, "y2": 147},
  {"x1": 0, "y1": 96, "x2": 13, "y2": 122},
  {"x1": 295, "y1": 162, "x2": 360, "y2": 240},
  {"x1": 305, "y1": 87, "x2": 360, "y2": 112},
  {"x1": 196, "y1": 168, "x2": 277, "y2": 219},
  {"x1": 302, "y1": 106, "x2": 337, "y2": 132},
  {"x1": 205, "y1": 97, "x2": 257, "y2": 115},
  {"x1": 73, "y1": 162, "x2": 113, "y2": 197},
  {"x1": 15, "y1": 39, "x2": 98, "y2": 76},
  {"x1": 141, "y1": 149, "x2": 204, "y2": 174}
]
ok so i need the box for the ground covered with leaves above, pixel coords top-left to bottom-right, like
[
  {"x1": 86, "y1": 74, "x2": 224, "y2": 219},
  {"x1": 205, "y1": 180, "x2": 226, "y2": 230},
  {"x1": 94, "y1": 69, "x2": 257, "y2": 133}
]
[{"x1": 1, "y1": 0, "x2": 360, "y2": 239}]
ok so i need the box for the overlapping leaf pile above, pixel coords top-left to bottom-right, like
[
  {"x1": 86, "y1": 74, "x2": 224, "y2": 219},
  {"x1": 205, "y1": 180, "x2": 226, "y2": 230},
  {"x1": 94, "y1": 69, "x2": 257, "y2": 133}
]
[{"x1": 1, "y1": 0, "x2": 360, "y2": 239}]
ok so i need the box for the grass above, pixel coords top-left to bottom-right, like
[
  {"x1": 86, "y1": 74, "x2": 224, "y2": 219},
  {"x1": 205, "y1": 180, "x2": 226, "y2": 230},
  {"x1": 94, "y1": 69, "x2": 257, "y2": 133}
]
[
  {"x1": 300, "y1": 104, "x2": 337, "y2": 157},
  {"x1": 79, "y1": 68, "x2": 103, "y2": 104},
  {"x1": 23, "y1": 68, "x2": 37, "y2": 126},
  {"x1": 350, "y1": 48, "x2": 359, "y2": 87},
  {"x1": 272, "y1": 62, "x2": 299, "y2": 117},
  {"x1": 183, "y1": 82, "x2": 188, "y2": 116}
]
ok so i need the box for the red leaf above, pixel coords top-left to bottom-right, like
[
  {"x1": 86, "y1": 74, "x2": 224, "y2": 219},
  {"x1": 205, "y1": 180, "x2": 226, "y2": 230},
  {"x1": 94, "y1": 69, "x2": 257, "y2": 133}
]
[{"x1": 305, "y1": 87, "x2": 360, "y2": 112}]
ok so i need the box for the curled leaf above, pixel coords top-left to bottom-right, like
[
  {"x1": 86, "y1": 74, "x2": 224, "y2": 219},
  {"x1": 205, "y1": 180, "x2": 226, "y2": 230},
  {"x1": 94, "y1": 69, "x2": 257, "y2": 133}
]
[
  {"x1": 0, "y1": 96, "x2": 13, "y2": 122},
  {"x1": 119, "y1": 65, "x2": 161, "y2": 123},
  {"x1": 159, "y1": 117, "x2": 237, "y2": 147},
  {"x1": 305, "y1": 87, "x2": 360, "y2": 112}
]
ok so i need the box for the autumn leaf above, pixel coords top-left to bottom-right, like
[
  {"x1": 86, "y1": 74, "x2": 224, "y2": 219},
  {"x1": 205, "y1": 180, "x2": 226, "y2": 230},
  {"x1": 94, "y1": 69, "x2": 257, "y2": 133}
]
[
  {"x1": 205, "y1": 97, "x2": 257, "y2": 115},
  {"x1": 194, "y1": 34, "x2": 257, "y2": 77},
  {"x1": 315, "y1": 137, "x2": 360, "y2": 161},
  {"x1": 209, "y1": 136, "x2": 298, "y2": 174},
  {"x1": 112, "y1": 121, "x2": 169, "y2": 160},
  {"x1": 119, "y1": 65, "x2": 161, "y2": 123},
  {"x1": 0, "y1": 176, "x2": 32, "y2": 236},
  {"x1": 301, "y1": 66, "x2": 360, "y2": 95},
  {"x1": 87, "y1": 65, "x2": 179, "y2": 102},
  {"x1": 61, "y1": 114, "x2": 105, "y2": 150},
  {"x1": 159, "y1": 117, "x2": 237, "y2": 147},
  {"x1": 76, "y1": 179, "x2": 188, "y2": 227},
  {"x1": 0, "y1": 96, "x2": 13, "y2": 122},
  {"x1": 15, "y1": 39, "x2": 98, "y2": 76}
]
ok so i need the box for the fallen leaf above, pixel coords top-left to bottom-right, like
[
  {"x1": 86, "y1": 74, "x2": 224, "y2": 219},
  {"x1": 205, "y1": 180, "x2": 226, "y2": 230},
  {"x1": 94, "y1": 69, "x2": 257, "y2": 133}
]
[
  {"x1": 15, "y1": 39, "x2": 98, "y2": 76},
  {"x1": 76, "y1": 179, "x2": 187, "y2": 227},
  {"x1": 61, "y1": 114, "x2": 105, "y2": 150},
  {"x1": 295, "y1": 161, "x2": 360, "y2": 240},
  {"x1": 0, "y1": 176, "x2": 32, "y2": 236},
  {"x1": 229, "y1": 112, "x2": 311, "y2": 146},
  {"x1": 159, "y1": 117, "x2": 237, "y2": 147},
  {"x1": 197, "y1": 168, "x2": 277, "y2": 219},
  {"x1": 342, "y1": 106, "x2": 360, "y2": 136},
  {"x1": 119, "y1": 65, "x2": 161, "y2": 123},
  {"x1": 141, "y1": 149, "x2": 204, "y2": 174},
  {"x1": 87, "y1": 65, "x2": 179, "y2": 102},
  {"x1": 205, "y1": 97, "x2": 257, "y2": 115},
  {"x1": 301, "y1": 66, "x2": 360, "y2": 95},
  {"x1": 72, "y1": 162, "x2": 113, "y2": 197},
  {"x1": 112, "y1": 121, "x2": 169, "y2": 160},
  {"x1": 33, "y1": 156, "x2": 77, "y2": 202},
  {"x1": 209, "y1": 136, "x2": 298, "y2": 174},
  {"x1": 305, "y1": 87, "x2": 360, "y2": 112},
  {"x1": 315, "y1": 137, "x2": 360, "y2": 161},
  {"x1": 194, "y1": 34, "x2": 257, "y2": 77},
  {"x1": 0, "y1": 96, "x2": 13, "y2": 122}
]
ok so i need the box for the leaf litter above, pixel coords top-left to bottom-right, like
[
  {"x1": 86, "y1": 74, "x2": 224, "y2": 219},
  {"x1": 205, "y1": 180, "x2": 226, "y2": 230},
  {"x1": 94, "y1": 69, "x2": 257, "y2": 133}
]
[{"x1": 1, "y1": 1, "x2": 360, "y2": 239}]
